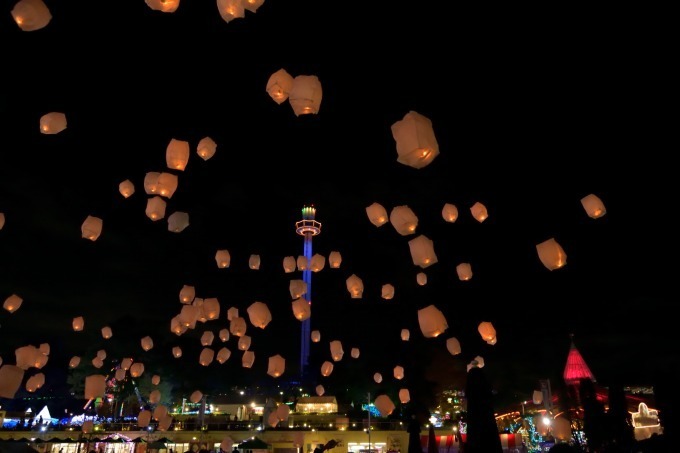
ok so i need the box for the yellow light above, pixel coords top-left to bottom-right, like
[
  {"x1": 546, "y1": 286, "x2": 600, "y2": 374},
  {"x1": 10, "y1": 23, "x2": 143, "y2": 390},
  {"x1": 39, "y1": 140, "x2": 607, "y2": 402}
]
[{"x1": 16, "y1": 17, "x2": 23, "y2": 25}]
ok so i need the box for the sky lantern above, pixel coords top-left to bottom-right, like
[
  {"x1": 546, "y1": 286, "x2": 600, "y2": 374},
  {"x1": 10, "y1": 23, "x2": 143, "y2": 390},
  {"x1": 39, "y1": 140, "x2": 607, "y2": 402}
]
[
  {"x1": 0, "y1": 365, "x2": 24, "y2": 399},
  {"x1": 249, "y1": 254, "x2": 261, "y2": 270},
  {"x1": 320, "y1": 361, "x2": 334, "y2": 377},
  {"x1": 267, "y1": 354, "x2": 285, "y2": 377},
  {"x1": 149, "y1": 389, "x2": 161, "y2": 404},
  {"x1": 311, "y1": 330, "x2": 321, "y2": 343},
  {"x1": 330, "y1": 340, "x2": 344, "y2": 361},
  {"x1": 69, "y1": 357, "x2": 80, "y2": 368},
  {"x1": 275, "y1": 404, "x2": 291, "y2": 425},
  {"x1": 0, "y1": 213, "x2": 4, "y2": 230},
  {"x1": 179, "y1": 285, "x2": 195, "y2": 304},
  {"x1": 84, "y1": 375, "x2": 106, "y2": 399},
  {"x1": 220, "y1": 438, "x2": 234, "y2": 453},
  {"x1": 297, "y1": 255, "x2": 309, "y2": 271},
  {"x1": 34, "y1": 352, "x2": 48, "y2": 369},
  {"x1": 141, "y1": 336, "x2": 154, "y2": 351},
  {"x1": 289, "y1": 280, "x2": 307, "y2": 299},
  {"x1": 416, "y1": 272, "x2": 427, "y2": 286},
  {"x1": 188, "y1": 390, "x2": 203, "y2": 405},
  {"x1": 119, "y1": 180, "x2": 135, "y2": 198},
  {"x1": 115, "y1": 368, "x2": 126, "y2": 381},
  {"x1": 408, "y1": 234, "x2": 438, "y2": 268},
  {"x1": 394, "y1": 366, "x2": 405, "y2": 380},
  {"x1": 390, "y1": 205, "x2": 418, "y2": 236},
  {"x1": 456, "y1": 263, "x2": 473, "y2": 281},
  {"x1": 230, "y1": 317, "x2": 247, "y2": 336},
  {"x1": 197, "y1": 136, "x2": 217, "y2": 161},
  {"x1": 217, "y1": 0, "x2": 245, "y2": 22},
  {"x1": 11, "y1": 0, "x2": 51, "y2": 31},
  {"x1": 351, "y1": 348, "x2": 360, "y2": 359},
  {"x1": 366, "y1": 202, "x2": 389, "y2": 227},
  {"x1": 15, "y1": 345, "x2": 38, "y2": 370},
  {"x1": 217, "y1": 347, "x2": 231, "y2": 364},
  {"x1": 244, "y1": 0, "x2": 265, "y2": 13},
  {"x1": 130, "y1": 363, "x2": 144, "y2": 377},
  {"x1": 238, "y1": 335, "x2": 252, "y2": 351},
  {"x1": 201, "y1": 331, "x2": 215, "y2": 346},
  {"x1": 399, "y1": 389, "x2": 411, "y2": 404},
  {"x1": 145, "y1": 0, "x2": 180, "y2": 12},
  {"x1": 81, "y1": 215, "x2": 103, "y2": 241},
  {"x1": 466, "y1": 356, "x2": 485, "y2": 372},
  {"x1": 31, "y1": 373, "x2": 45, "y2": 390},
  {"x1": 242, "y1": 351, "x2": 255, "y2": 368},
  {"x1": 96, "y1": 350, "x2": 106, "y2": 361},
  {"x1": 247, "y1": 301, "x2": 272, "y2": 328},
  {"x1": 536, "y1": 238, "x2": 567, "y2": 270},
  {"x1": 418, "y1": 305, "x2": 448, "y2": 338},
  {"x1": 346, "y1": 274, "x2": 364, "y2": 298},
  {"x1": 401, "y1": 329, "x2": 410, "y2": 341},
  {"x1": 199, "y1": 348, "x2": 215, "y2": 366},
  {"x1": 153, "y1": 405, "x2": 168, "y2": 421},
  {"x1": 310, "y1": 254, "x2": 326, "y2": 272},
  {"x1": 470, "y1": 202, "x2": 489, "y2": 223},
  {"x1": 166, "y1": 138, "x2": 190, "y2": 171},
  {"x1": 82, "y1": 420, "x2": 94, "y2": 434},
  {"x1": 532, "y1": 390, "x2": 543, "y2": 405},
  {"x1": 266, "y1": 69, "x2": 294, "y2": 104},
  {"x1": 478, "y1": 322, "x2": 496, "y2": 342},
  {"x1": 172, "y1": 346, "x2": 182, "y2": 358},
  {"x1": 328, "y1": 251, "x2": 342, "y2": 268},
  {"x1": 39, "y1": 343, "x2": 50, "y2": 355},
  {"x1": 227, "y1": 307, "x2": 239, "y2": 321},
  {"x1": 216, "y1": 250, "x2": 231, "y2": 268},
  {"x1": 144, "y1": 172, "x2": 160, "y2": 194},
  {"x1": 442, "y1": 203, "x2": 458, "y2": 222},
  {"x1": 179, "y1": 305, "x2": 198, "y2": 327},
  {"x1": 283, "y1": 256, "x2": 296, "y2": 273},
  {"x1": 157, "y1": 172, "x2": 178, "y2": 198},
  {"x1": 374, "y1": 395, "x2": 395, "y2": 416},
  {"x1": 553, "y1": 417, "x2": 572, "y2": 441},
  {"x1": 382, "y1": 284, "x2": 395, "y2": 300},
  {"x1": 203, "y1": 298, "x2": 220, "y2": 320},
  {"x1": 316, "y1": 385, "x2": 325, "y2": 396},
  {"x1": 581, "y1": 193, "x2": 607, "y2": 219},
  {"x1": 390, "y1": 111, "x2": 439, "y2": 169},
  {"x1": 39, "y1": 112, "x2": 66, "y2": 134},
  {"x1": 292, "y1": 297, "x2": 311, "y2": 321},
  {"x1": 3, "y1": 294, "x2": 22, "y2": 313},
  {"x1": 374, "y1": 373, "x2": 383, "y2": 383},
  {"x1": 289, "y1": 75, "x2": 323, "y2": 116},
  {"x1": 121, "y1": 358, "x2": 132, "y2": 370},
  {"x1": 101, "y1": 326, "x2": 113, "y2": 340},
  {"x1": 146, "y1": 196, "x2": 167, "y2": 221},
  {"x1": 168, "y1": 211, "x2": 190, "y2": 233},
  {"x1": 72, "y1": 316, "x2": 84, "y2": 332},
  {"x1": 158, "y1": 414, "x2": 173, "y2": 431},
  {"x1": 446, "y1": 337, "x2": 461, "y2": 356},
  {"x1": 219, "y1": 329, "x2": 229, "y2": 342}
]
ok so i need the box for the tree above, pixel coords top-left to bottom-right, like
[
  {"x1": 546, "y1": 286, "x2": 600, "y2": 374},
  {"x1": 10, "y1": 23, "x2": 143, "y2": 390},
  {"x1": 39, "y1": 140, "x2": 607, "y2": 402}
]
[
  {"x1": 464, "y1": 367, "x2": 502, "y2": 453},
  {"x1": 580, "y1": 379, "x2": 606, "y2": 451},
  {"x1": 606, "y1": 384, "x2": 634, "y2": 451}
]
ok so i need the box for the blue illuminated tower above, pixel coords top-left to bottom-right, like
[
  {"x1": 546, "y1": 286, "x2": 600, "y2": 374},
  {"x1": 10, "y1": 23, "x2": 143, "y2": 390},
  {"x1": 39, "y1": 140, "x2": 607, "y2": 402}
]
[{"x1": 295, "y1": 205, "x2": 321, "y2": 380}]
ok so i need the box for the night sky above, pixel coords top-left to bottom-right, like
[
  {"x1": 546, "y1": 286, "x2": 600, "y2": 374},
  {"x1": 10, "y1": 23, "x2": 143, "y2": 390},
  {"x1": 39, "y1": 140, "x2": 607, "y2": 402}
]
[{"x1": 0, "y1": 1, "x2": 675, "y2": 410}]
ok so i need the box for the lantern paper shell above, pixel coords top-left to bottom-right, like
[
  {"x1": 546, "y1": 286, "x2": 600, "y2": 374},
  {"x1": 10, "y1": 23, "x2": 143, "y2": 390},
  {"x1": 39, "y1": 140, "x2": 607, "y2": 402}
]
[
  {"x1": 275, "y1": 403, "x2": 290, "y2": 422},
  {"x1": 168, "y1": 211, "x2": 190, "y2": 233},
  {"x1": 266, "y1": 68, "x2": 294, "y2": 104},
  {"x1": 320, "y1": 361, "x2": 334, "y2": 377},
  {"x1": 216, "y1": 250, "x2": 231, "y2": 268},
  {"x1": 115, "y1": 368, "x2": 126, "y2": 381},
  {"x1": 346, "y1": 274, "x2": 364, "y2": 299},
  {"x1": 382, "y1": 284, "x2": 395, "y2": 300},
  {"x1": 399, "y1": 389, "x2": 411, "y2": 404},
  {"x1": 297, "y1": 255, "x2": 309, "y2": 271},
  {"x1": 200, "y1": 348, "x2": 215, "y2": 366},
  {"x1": 247, "y1": 302, "x2": 272, "y2": 328},
  {"x1": 238, "y1": 335, "x2": 252, "y2": 351},
  {"x1": 39, "y1": 343, "x2": 50, "y2": 355},
  {"x1": 101, "y1": 326, "x2": 113, "y2": 340},
  {"x1": 15, "y1": 345, "x2": 39, "y2": 369},
  {"x1": 553, "y1": 417, "x2": 572, "y2": 441},
  {"x1": 96, "y1": 350, "x2": 106, "y2": 361},
  {"x1": 242, "y1": 351, "x2": 255, "y2": 368},
  {"x1": 0, "y1": 212, "x2": 4, "y2": 230},
  {"x1": 267, "y1": 412, "x2": 279, "y2": 428},
  {"x1": 408, "y1": 234, "x2": 438, "y2": 268},
  {"x1": 172, "y1": 347, "x2": 182, "y2": 358},
  {"x1": 330, "y1": 340, "x2": 344, "y2": 361},
  {"x1": 442, "y1": 203, "x2": 458, "y2": 222},
  {"x1": 243, "y1": 0, "x2": 265, "y2": 13},
  {"x1": 311, "y1": 330, "x2": 321, "y2": 343},
  {"x1": 316, "y1": 385, "x2": 325, "y2": 396},
  {"x1": 85, "y1": 375, "x2": 106, "y2": 399},
  {"x1": 477, "y1": 322, "x2": 496, "y2": 342},
  {"x1": 141, "y1": 336, "x2": 154, "y2": 351},
  {"x1": 0, "y1": 365, "x2": 24, "y2": 399},
  {"x1": 82, "y1": 420, "x2": 94, "y2": 434},
  {"x1": 166, "y1": 138, "x2": 190, "y2": 171},
  {"x1": 418, "y1": 305, "x2": 448, "y2": 338},
  {"x1": 390, "y1": 111, "x2": 439, "y2": 169},
  {"x1": 366, "y1": 202, "x2": 389, "y2": 227},
  {"x1": 149, "y1": 389, "x2": 161, "y2": 404},
  {"x1": 146, "y1": 196, "x2": 167, "y2": 221},
  {"x1": 456, "y1": 263, "x2": 473, "y2": 281},
  {"x1": 374, "y1": 373, "x2": 383, "y2": 383},
  {"x1": 3, "y1": 294, "x2": 23, "y2": 313},
  {"x1": 446, "y1": 337, "x2": 461, "y2": 356},
  {"x1": 201, "y1": 331, "x2": 215, "y2": 346},
  {"x1": 533, "y1": 390, "x2": 543, "y2": 405},
  {"x1": 34, "y1": 353, "x2": 48, "y2": 369},
  {"x1": 470, "y1": 202, "x2": 489, "y2": 223},
  {"x1": 144, "y1": 172, "x2": 160, "y2": 194},
  {"x1": 11, "y1": 0, "x2": 52, "y2": 31},
  {"x1": 374, "y1": 395, "x2": 396, "y2": 417},
  {"x1": 289, "y1": 280, "x2": 307, "y2": 299},
  {"x1": 145, "y1": 0, "x2": 179, "y2": 12},
  {"x1": 157, "y1": 172, "x2": 178, "y2": 198},
  {"x1": 267, "y1": 354, "x2": 285, "y2": 378},
  {"x1": 310, "y1": 254, "x2": 326, "y2": 272},
  {"x1": 217, "y1": 347, "x2": 231, "y2": 364},
  {"x1": 197, "y1": 136, "x2": 217, "y2": 161},
  {"x1": 394, "y1": 366, "x2": 405, "y2": 380},
  {"x1": 153, "y1": 405, "x2": 168, "y2": 421},
  {"x1": 416, "y1": 272, "x2": 427, "y2": 286},
  {"x1": 130, "y1": 363, "x2": 145, "y2": 377},
  {"x1": 390, "y1": 205, "x2": 418, "y2": 236},
  {"x1": 179, "y1": 305, "x2": 198, "y2": 327},
  {"x1": 401, "y1": 329, "x2": 410, "y2": 341},
  {"x1": 39, "y1": 112, "x2": 66, "y2": 134},
  {"x1": 179, "y1": 285, "x2": 195, "y2": 304},
  {"x1": 249, "y1": 254, "x2": 261, "y2": 270},
  {"x1": 328, "y1": 251, "x2": 342, "y2": 268},
  {"x1": 283, "y1": 256, "x2": 296, "y2": 273},
  {"x1": 217, "y1": 0, "x2": 245, "y2": 23},
  {"x1": 69, "y1": 357, "x2": 81, "y2": 368},
  {"x1": 289, "y1": 75, "x2": 323, "y2": 116},
  {"x1": 119, "y1": 180, "x2": 135, "y2": 198},
  {"x1": 581, "y1": 193, "x2": 606, "y2": 219},
  {"x1": 220, "y1": 438, "x2": 234, "y2": 453},
  {"x1": 72, "y1": 316, "x2": 84, "y2": 332},
  {"x1": 351, "y1": 348, "x2": 360, "y2": 359},
  {"x1": 230, "y1": 317, "x2": 247, "y2": 337},
  {"x1": 158, "y1": 414, "x2": 173, "y2": 431},
  {"x1": 81, "y1": 216, "x2": 103, "y2": 241},
  {"x1": 121, "y1": 358, "x2": 132, "y2": 370},
  {"x1": 227, "y1": 307, "x2": 239, "y2": 321},
  {"x1": 219, "y1": 329, "x2": 230, "y2": 342},
  {"x1": 536, "y1": 238, "x2": 567, "y2": 270},
  {"x1": 203, "y1": 298, "x2": 220, "y2": 320},
  {"x1": 292, "y1": 297, "x2": 311, "y2": 321}
]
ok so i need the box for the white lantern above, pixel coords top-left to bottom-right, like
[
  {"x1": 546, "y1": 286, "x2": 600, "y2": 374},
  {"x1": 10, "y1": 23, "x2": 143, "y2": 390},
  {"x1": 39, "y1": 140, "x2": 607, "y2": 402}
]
[
  {"x1": 320, "y1": 361, "x2": 334, "y2": 377},
  {"x1": 168, "y1": 211, "x2": 190, "y2": 233},
  {"x1": 456, "y1": 263, "x2": 473, "y2": 281},
  {"x1": 346, "y1": 274, "x2": 364, "y2": 299},
  {"x1": 366, "y1": 203, "x2": 389, "y2": 227},
  {"x1": 201, "y1": 331, "x2": 215, "y2": 346},
  {"x1": 203, "y1": 298, "x2": 220, "y2": 320},
  {"x1": 11, "y1": 0, "x2": 52, "y2": 31},
  {"x1": 418, "y1": 305, "x2": 448, "y2": 338},
  {"x1": 166, "y1": 138, "x2": 190, "y2": 171},
  {"x1": 311, "y1": 330, "x2": 321, "y2": 343},
  {"x1": 399, "y1": 389, "x2": 411, "y2": 404},
  {"x1": 393, "y1": 366, "x2": 404, "y2": 380},
  {"x1": 292, "y1": 297, "x2": 311, "y2": 321},
  {"x1": 39, "y1": 112, "x2": 66, "y2": 134},
  {"x1": 382, "y1": 284, "x2": 395, "y2": 300},
  {"x1": 101, "y1": 326, "x2": 113, "y2": 340},
  {"x1": 266, "y1": 69, "x2": 294, "y2": 104},
  {"x1": 130, "y1": 363, "x2": 144, "y2": 377},
  {"x1": 446, "y1": 337, "x2": 461, "y2": 356},
  {"x1": 310, "y1": 254, "x2": 326, "y2": 272},
  {"x1": 351, "y1": 348, "x2": 360, "y2": 359},
  {"x1": 289, "y1": 280, "x2": 307, "y2": 299},
  {"x1": 581, "y1": 194, "x2": 606, "y2": 219},
  {"x1": 0, "y1": 365, "x2": 25, "y2": 399},
  {"x1": 84, "y1": 375, "x2": 106, "y2": 399},
  {"x1": 477, "y1": 322, "x2": 496, "y2": 342},
  {"x1": 442, "y1": 203, "x2": 458, "y2": 222},
  {"x1": 152, "y1": 375, "x2": 161, "y2": 386},
  {"x1": 217, "y1": 347, "x2": 231, "y2": 364},
  {"x1": 390, "y1": 205, "x2": 418, "y2": 236},
  {"x1": 227, "y1": 307, "x2": 239, "y2": 321},
  {"x1": 297, "y1": 255, "x2": 309, "y2": 271},
  {"x1": 408, "y1": 235, "x2": 438, "y2": 268},
  {"x1": 144, "y1": 172, "x2": 160, "y2": 194},
  {"x1": 374, "y1": 395, "x2": 395, "y2": 416},
  {"x1": 3, "y1": 294, "x2": 23, "y2": 313},
  {"x1": 316, "y1": 385, "x2": 325, "y2": 396},
  {"x1": 328, "y1": 251, "x2": 342, "y2": 268},
  {"x1": 199, "y1": 348, "x2": 215, "y2": 366},
  {"x1": 416, "y1": 272, "x2": 427, "y2": 286},
  {"x1": 242, "y1": 351, "x2": 255, "y2": 368},
  {"x1": 197, "y1": 136, "x2": 217, "y2": 161},
  {"x1": 141, "y1": 336, "x2": 154, "y2": 351},
  {"x1": 532, "y1": 390, "x2": 543, "y2": 405},
  {"x1": 390, "y1": 111, "x2": 439, "y2": 169},
  {"x1": 330, "y1": 340, "x2": 344, "y2": 361},
  {"x1": 72, "y1": 316, "x2": 85, "y2": 332},
  {"x1": 470, "y1": 202, "x2": 489, "y2": 223},
  {"x1": 157, "y1": 172, "x2": 178, "y2": 198},
  {"x1": 536, "y1": 238, "x2": 567, "y2": 270},
  {"x1": 401, "y1": 329, "x2": 410, "y2": 341},
  {"x1": 219, "y1": 329, "x2": 230, "y2": 342},
  {"x1": 289, "y1": 75, "x2": 323, "y2": 116},
  {"x1": 249, "y1": 254, "x2": 261, "y2": 270},
  {"x1": 69, "y1": 356, "x2": 81, "y2": 368},
  {"x1": 121, "y1": 358, "x2": 132, "y2": 370},
  {"x1": 267, "y1": 354, "x2": 285, "y2": 378},
  {"x1": 146, "y1": 196, "x2": 167, "y2": 221},
  {"x1": 230, "y1": 317, "x2": 247, "y2": 336},
  {"x1": 119, "y1": 180, "x2": 135, "y2": 198},
  {"x1": 374, "y1": 373, "x2": 383, "y2": 383},
  {"x1": 216, "y1": 0, "x2": 245, "y2": 22},
  {"x1": 238, "y1": 335, "x2": 252, "y2": 351},
  {"x1": 216, "y1": 250, "x2": 231, "y2": 268},
  {"x1": 283, "y1": 256, "x2": 296, "y2": 273},
  {"x1": 247, "y1": 301, "x2": 272, "y2": 328},
  {"x1": 145, "y1": 0, "x2": 179, "y2": 12},
  {"x1": 81, "y1": 216, "x2": 103, "y2": 241},
  {"x1": 172, "y1": 347, "x2": 182, "y2": 358},
  {"x1": 179, "y1": 285, "x2": 195, "y2": 304}
]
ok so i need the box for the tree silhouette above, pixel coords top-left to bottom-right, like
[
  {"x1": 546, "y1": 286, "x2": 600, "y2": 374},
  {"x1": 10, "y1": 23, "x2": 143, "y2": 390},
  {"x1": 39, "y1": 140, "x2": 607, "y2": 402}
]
[{"x1": 464, "y1": 367, "x2": 502, "y2": 453}]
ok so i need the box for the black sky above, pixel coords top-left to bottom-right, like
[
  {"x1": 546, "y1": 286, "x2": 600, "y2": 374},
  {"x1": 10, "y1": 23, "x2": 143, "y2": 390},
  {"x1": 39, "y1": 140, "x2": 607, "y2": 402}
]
[{"x1": 0, "y1": 1, "x2": 676, "y2": 408}]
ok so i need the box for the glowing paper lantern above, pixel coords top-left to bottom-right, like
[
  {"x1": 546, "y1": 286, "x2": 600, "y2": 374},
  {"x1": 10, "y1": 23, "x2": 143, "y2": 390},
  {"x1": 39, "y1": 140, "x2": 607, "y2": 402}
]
[
  {"x1": 267, "y1": 412, "x2": 279, "y2": 428},
  {"x1": 121, "y1": 358, "x2": 132, "y2": 370},
  {"x1": 230, "y1": 317, "x2": 247, "y2": 337},
  {"x1": 217, "y1": 347, "x2": 231, "y2": 364},
  {"x1": 267, "y1": 354, "x2": 285, "y2": 377},
  {"x1": 146, "y1": 196, "x2": 167, "y2": 221},
  {"x1": 0, "y1": 365, "x2": 25, "y2": 398},
  {"x1": 330, "y1": 340, "x2": 344, "y2": 361},
  {"x1": 217, "y1": 0, "x2": 245, "y2": 22},
  {"x1": 11, "y1": 0, "x2": 52, "y2": 31},
  {"x1": 138, "y1": 410, "x2": 151, "y2": 428},
  {"x1": 39, "y1": 343, "x2": 50, "y2": 355},
  {"x1": 394, "y1": 366, "x2": 404, "y2": 380},
  {"x1": 220, "y1": 438, "x2": 234, "y2": 453},
  {"x1": 399, "y1": 389, "x2": 411, "y2": 404},
  {"x1": 289, "y1": 75, "x2": 323, "y2": 116},
  {"x1": 34, "y1": 352, "x2": 48, "y2": 369},
  {"x1": 320, "y1": 361, "x2": 334, "y2": 377},
  {"x1": 416, "y1": 272, "x2": 427, "y2": 286},
  {"x1": 227, "y1": 307, "x2": 239, "y2": 321},
  {"x1": 179, "y1": 305, "x2": 198, "y2": 327},
  {"x1": 328, "y1": 251, "x2": 342, "y2": 268},
  {"x1": 145, "y1": 0, "x2": 179, "y2": 12},
  {"x1": 346, "y1": 274, "x2": 364, "y2": 299},
  {"x1": 446, "y1": 337, "x2": 461, "y2": 356},
  {"x1": 382, "y1": 284, "x2": 395, "y2": 300},
  {"x1": 144, "y1": 172, "x2": 160, "y2": 194},
  {"x1": 351, "y1": 348, "x2": 360, "y2": 359},
  {"x1": 149, "y1": 390, "x2": 161, "y2": 404},
  {"x1": 201, "y1": 331, "x2": 215, "y2": 346},
  {"x1": 408, "y1": 235, "x2": 438, "y2": 268},
  {"x1": 101, "y1": 326, "x2": 113, "y2": 340},
  {"x1": 266, "y1": 69, "x2": 294, "y2": 104},
  {"x1": 418, "y1": 305, "x2": 448, "y2": 338},
  {"x1": 283, "y1": 256, "x2": 296, "y2": 273},
  {"x1": 96, "y1": 350, "x2": 106, "y2": 361},
  {"x1": 390, "y1": 111, "x2": 439, "y2": 169},
  {"x1": 366, "y1": 203, "x2": 389, "y2": 227},
  {"x1": 157, "y1": 172, "x2": 178, "y2": 198},
  {"x1": 219, "y1": 329, "x2": 230, "y2": 342},
  {"x1": 82, "y1": 420, "x2": 94, "y2": 434},
  {"x1": 374, "y1": 373, "x2": 383, "y2": 383},
  {"x1": 238, "y1": 335, "x2": 251, "y2": 351},
  {"x1": 81, "y1": 216, "x2": 103, "y2": 241},
  {"x1": 3, "y1": 294, "x2": 22, "y2": 313},
  {"x1": 292, "y1": 297, "x2": 311, "y2": 321},
  {"x1": 276, "y1": 403, "x2": 290, "y2": 423},
  {"x1": 203, "y1": 298, "x2": 220, "y2": 320},
  {"x1": 374, "y1": 395, "x2": 395, "y2": 417},
  {"x1": 316, "y1": 385, "x2": 325, "y2": 396},
  {"x1": 581, "y1": 193, "x2": 607, "y2": 219},
  {"x1": 243, "y1": 0, "x2": 265, "y2": 13},
  {"x1": 536, "y1": 238, "x2": 567, "y2": 270},
  {"x1": 0, "y1": 213, "x2": 4, "y2": 230},
  {"x1": 130, "y1": 363, "x2": 144, "y2": 377},
  {"x1": 310, "y1": 254, "x2": 326, "y2": 272},
  {"x1": 153, "y1": 405, "x2": 168, "y2": 421},
  {"x1": 84, "y1": 375, "x2": 106, "y2": 399},
  {"x1": 39, "y1": 112, "x2": 66, "y2": 134},
  {"x1": 477, "y1": 322, "x2": 496, "y2": 343},
  {"x1": 470, "y1": 202, "x2": 488, "y2": 223},
  {"x1": 390, "y1": 205, "x2": 418, "y2": 236},
  {"x1": 247, "y1": 301, "x2": 272, "y2": 328},
  {"x1": 15, "y1": 345, "x2": 38, "y2": 370},
  {"x1": 197, "y1": 136, "x2": 217, "y2": 161},
  {"x1": 69, "y1": 357, "x2": 80, "y2": 368},
  {"x1": 172, "y1": 347, "x2": 182, "y2": 358},
  {"x1": 180, "y1": 285, "x2": 195, "y2": 304},
  {"x1": 200, "y1": 348, "x2": 215, "y2": 366},
  {"x1": 442, "y1": 203, "x2": 458, "y2": 222},
  {"x1": 242, "y1": 350, "x2": 255, "y2": 368},
  {"x1": 141, "y1": 336, "x2": 154, "y2": 351},
  {"x1": 311, "y1": 330, "x2": 321, "y2": 343},
  {"x1": 533, "y1": 390, "x2": 543, "y2": 405},
  {"x1": 456, "y1": 263, "x2": 473, "y2": 281},
  {"x1": 166, "y1": 138, "x2": 190, "y2": 171},
  {"x1": 249, "y1": 254, "x2": 261, "y2": 270},
  {"x1": 72, "y1": 316, "x2": 84, "y2": 332},
  {"x1": 553, "y1": 417, "x2": 572, "y2": 441},
  {"x1": 158, "y1": 414, "x2": 173, "y2": 431},
  {"x1": 401, "y1": 329, "x2": 410, "y2": 341},
  {"x1": 216, "y1": 250, "x2": 231, "y2": 268},
  {"x1": 289, "y1": 280, "x2": 307, "y2": 299},
  {"x1": 115, "y1": 368, "x2": 126, "y2": 381},
  {"x1": 168, "y1": 211, "x2": 190, "y2": 233},
  {"x1": 297, "y1": 255, "x2": 309, "y2": 271},
  {"x1": 119, "y1": 180, "x2": 135, "y2": 198}
]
